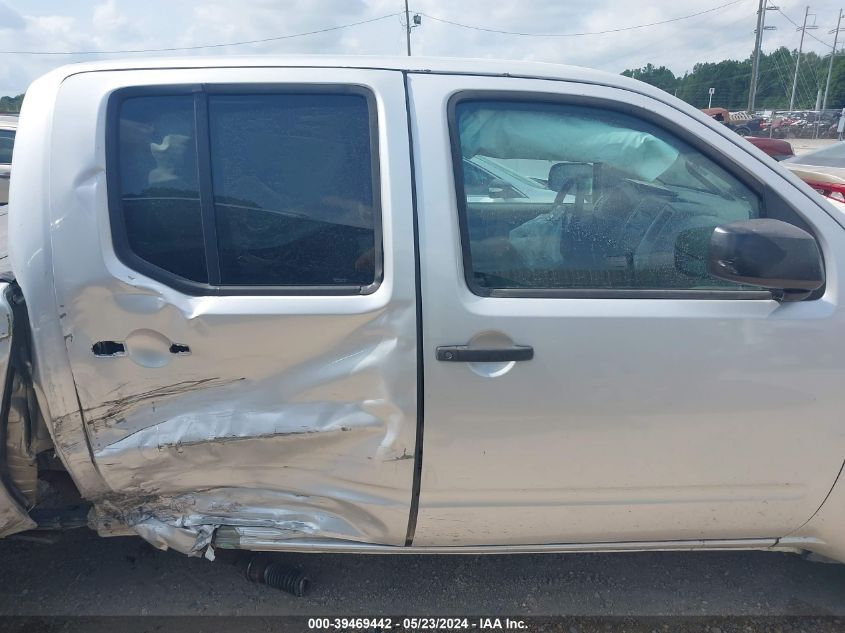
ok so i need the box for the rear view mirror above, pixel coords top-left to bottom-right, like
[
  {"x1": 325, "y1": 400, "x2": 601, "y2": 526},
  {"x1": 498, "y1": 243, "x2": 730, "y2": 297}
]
[
  {"x1": 708, "y1": 218, "x2": 824, "y2": 301},
  {"x1": 548, "y1": 162, "x2": 593, "y2": 194}
]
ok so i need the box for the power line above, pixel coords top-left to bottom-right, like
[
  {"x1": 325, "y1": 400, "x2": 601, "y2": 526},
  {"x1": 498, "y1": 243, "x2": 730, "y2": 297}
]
[
  {"x1": 774, "y1": 6, "x2": 832, "y2": 47},
  {"x1": 797, "y1": 57, "x2": 818, "y2": 106},
  {"x1": 769, "y1": 48, "x2": 793, "y2": 99},
  {"x1": 417, "y1": 0, "x2": 746, "y2": 38},
  {"x1": 0, "y1": 13, "x2": 400, "y2": 55}
]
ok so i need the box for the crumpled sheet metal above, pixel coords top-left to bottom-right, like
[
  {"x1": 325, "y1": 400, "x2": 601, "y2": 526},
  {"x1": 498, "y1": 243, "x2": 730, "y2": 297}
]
[
  {"x1": 91, "y1": 484, "x2": 397, "y2": 556},
  {"x1": 0, "y1": 488, "x2": 36, "y2": 538},
  {"x1": 31, "y1": 68, "x2": 419, "y2": 553},
  {"x1": 133, "y1": 519, "x2": 215, "y2": 557},
  {"x1": 0, "y1": 285, "x2": 34, "y2": 538},
  {"x1": 72, "y1": 298, "x2": 418, "y2": 551}
]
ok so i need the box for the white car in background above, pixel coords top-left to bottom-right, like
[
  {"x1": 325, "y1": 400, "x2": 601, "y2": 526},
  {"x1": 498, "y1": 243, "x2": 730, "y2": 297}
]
[{"x1": 783, "y1": 141, "x2": 845, "y2": 212}]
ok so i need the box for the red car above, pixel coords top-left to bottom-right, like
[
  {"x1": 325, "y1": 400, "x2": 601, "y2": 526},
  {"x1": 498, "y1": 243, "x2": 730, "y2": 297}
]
[{"x1": 744, "y1": 136, "x2": 795, "y2": 161}]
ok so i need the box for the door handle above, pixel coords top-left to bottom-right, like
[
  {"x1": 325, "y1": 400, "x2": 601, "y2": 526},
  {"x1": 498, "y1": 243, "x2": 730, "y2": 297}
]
[{"x1": 436, "y1": 345, "x2": 534, "y2": 362}]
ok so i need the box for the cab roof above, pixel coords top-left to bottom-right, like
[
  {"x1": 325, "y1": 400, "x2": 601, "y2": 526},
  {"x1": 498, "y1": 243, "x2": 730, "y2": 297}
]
[{"x1": 45, "y1": 55, "x2": 651, "y2": 95}]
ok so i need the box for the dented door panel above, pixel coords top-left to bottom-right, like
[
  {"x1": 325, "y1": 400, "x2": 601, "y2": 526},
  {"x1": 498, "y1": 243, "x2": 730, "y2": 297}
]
[{"x1": 44, "y1": 68, "x2": 417, "y2": 552}]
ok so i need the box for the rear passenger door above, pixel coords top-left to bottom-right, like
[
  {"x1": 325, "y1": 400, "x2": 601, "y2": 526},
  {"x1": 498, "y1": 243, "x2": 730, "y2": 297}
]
[
  {"x1": 48, "y1": 68, "x2": 418, "y2": 546},
  {"x1": 409, "y1": 73, "x2": 845, "y2": 547}
]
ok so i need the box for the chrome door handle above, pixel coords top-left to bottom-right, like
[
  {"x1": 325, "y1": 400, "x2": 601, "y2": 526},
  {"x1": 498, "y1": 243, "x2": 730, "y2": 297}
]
[{"x1": 436, "y1": 345, "x2": 534, "y2": 362}]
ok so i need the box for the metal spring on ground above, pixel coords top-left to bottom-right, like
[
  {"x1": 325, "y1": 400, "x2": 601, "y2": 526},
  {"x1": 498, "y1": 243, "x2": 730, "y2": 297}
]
[{"x1": 246, "y1": 557, "x2": 310, "y2": 597}]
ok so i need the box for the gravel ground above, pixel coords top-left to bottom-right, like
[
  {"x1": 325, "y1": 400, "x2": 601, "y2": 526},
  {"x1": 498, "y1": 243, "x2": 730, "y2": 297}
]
[{"x1": 1, "y1": 528, "x2": 845, "y2": 624}]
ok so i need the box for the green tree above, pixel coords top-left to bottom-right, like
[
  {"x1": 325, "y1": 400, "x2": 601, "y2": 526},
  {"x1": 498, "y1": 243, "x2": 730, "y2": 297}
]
[
  {"x1": 0, "y1": 94, "x2": 24, "y2": 113},
  {"x1": 621, "y1": 63, "x2": 678, "y2": 94},
  {"x1": 624, "y1": 47, "x2": 843, "y2": 111},
  {"x1": 822, "y1": 54, "x2": 845, "y2": 109},
  {"x1": 674, "y1": 58, "x2": 751, "y2": 109}
]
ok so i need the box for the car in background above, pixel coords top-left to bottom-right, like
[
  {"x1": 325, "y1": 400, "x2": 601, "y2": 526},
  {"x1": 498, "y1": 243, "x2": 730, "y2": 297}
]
[
  {"x1": 0, "y1": 115, "x2": 17, "y2": 205},
  {"x1": 728, "y1": 111, "x2": 764, "y2": 136},
  {"x1": 702, "y1": 108, "x2": 763, "y2": 136},
  {"x1": 745, "y1": 136, "x2": 795, "y2": 161},
  {"x1": 782, "y1": 141, "x2": 845, "y2": 211}
]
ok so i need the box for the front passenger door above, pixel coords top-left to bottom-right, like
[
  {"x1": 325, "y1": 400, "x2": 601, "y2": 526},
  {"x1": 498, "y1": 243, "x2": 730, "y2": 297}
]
[{"x1": 410, "y1": 72, "x2": 845, "y2": 547}]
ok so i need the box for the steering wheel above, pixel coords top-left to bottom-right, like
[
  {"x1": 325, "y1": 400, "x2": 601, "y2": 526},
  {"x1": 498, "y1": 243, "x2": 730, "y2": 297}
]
[{"x1": 550, "y1": 176, "x2": 588, "y2": 217}]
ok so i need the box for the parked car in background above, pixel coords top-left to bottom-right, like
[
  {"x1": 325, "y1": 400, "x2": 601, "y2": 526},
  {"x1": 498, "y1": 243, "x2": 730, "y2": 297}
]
[
  {"x1": 762, "y1": 110, "x2": 843, "y2": 139},
  {"x1": 727, "y1": 111, "x2": 764, "y2": 136},
  {"x1": 745, "y1": 136, "x2": 795, "y2": 161},
  {"x1": 702, "y1": 108, "x2": 763, "y2": 136},
  {"x1": 0, "y1": 115, "x2": 17, "y2": 205},
  {"x1": 783, "y1": 141, "x2": 845, "y2": 211}
]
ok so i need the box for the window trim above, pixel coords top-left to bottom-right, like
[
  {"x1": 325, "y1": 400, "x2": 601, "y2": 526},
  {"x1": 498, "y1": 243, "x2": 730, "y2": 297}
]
[
  {"x1": 446, "y1": 90, "x2": 821, "y2": 300},
  {"x1": 106, "y1": 83, "x2": 384, "y2": 296}
]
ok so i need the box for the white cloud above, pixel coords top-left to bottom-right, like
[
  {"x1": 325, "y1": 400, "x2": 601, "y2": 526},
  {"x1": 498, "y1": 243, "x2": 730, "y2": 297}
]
[
  {"x1": 0, "y1": 1, "x2": 23, "y2": 30},
  {"x1": 0, "y1": 0, "x2": 840, "y2": 96}
]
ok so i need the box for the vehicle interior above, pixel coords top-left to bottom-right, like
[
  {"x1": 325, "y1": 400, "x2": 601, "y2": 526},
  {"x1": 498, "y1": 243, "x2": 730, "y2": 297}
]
[{"x1": 457, "y1": 102, "x2": 763, "y2": 291}]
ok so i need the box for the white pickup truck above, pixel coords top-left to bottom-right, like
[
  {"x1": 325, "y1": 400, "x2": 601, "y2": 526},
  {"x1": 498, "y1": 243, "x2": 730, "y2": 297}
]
[{"x1": 1, "y1": 56, "x2": 844, "y2": 565}]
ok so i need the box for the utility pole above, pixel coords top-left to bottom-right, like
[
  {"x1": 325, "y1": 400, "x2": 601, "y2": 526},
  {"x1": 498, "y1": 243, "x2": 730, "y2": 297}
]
[
  {"x1": 749, "y1": 0, "x2": 766, "y2": 112},
  {"x1": 790, "y1": 6, "x2": 818, "y2": 110},
  {"x1": 403, "y1": 0, "x2": 422, "y2": 56},
  {"x1": 404, "y1": 0, "x2": 411, "y2": 56},
  {"x1": 822, "y1": 9, "x2": 844, "y2": 110},
  {"x1": 749, "y1": 0, "x2": 776, "y2": 112}
]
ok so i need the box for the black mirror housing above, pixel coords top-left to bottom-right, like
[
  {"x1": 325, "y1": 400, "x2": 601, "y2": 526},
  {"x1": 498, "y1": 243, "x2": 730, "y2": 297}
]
[
  {"x1": 548, "y1": 162, "x2": 594, "y2": 193},
  {"x1": 708, "y1": 218, "x2": 824, "y2": 301}
]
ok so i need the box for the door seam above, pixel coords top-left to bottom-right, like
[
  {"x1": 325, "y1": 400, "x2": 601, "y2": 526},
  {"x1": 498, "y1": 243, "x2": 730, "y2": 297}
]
[{"x1": 402, "y1": 70, "x2": 425, "y2": 547}]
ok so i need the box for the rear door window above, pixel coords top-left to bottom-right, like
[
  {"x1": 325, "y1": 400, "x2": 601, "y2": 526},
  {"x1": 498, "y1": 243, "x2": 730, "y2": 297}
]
[
  {"x1": 117, "y1": 96, "x2": 206, "y2": 282},
  {"x1": 110, "y1": 87, "x2": 381, "y2": 294},
  {"x1": 207, "y1": 94, "x2": 376, "y2": 286}
]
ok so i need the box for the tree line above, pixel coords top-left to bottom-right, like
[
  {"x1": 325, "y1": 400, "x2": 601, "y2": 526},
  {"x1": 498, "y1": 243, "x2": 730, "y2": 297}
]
[
  {"x1": 622, "y1": 46, "x2": 845, "y2": 111},
  {"x1": 0, "y1": 48, "x2": 841, "y2": 115},
  {"x1": 0, "y1": 94, "x2": 24, "y2": 114}
]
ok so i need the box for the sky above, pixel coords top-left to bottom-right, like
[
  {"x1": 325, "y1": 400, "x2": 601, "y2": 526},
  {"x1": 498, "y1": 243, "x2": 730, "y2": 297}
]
[{"x1": 0, "y1": 0, "x2": 841, "y2": 96}]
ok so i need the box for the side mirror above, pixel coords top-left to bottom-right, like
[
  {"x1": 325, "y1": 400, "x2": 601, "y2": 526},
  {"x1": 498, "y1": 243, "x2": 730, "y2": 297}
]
[
  {"x1": 487, "y1": 179, "x2": 520, "y2": 199},
  {"x1": 708, "y1": 218, "x2": 824, "y2": 301}
]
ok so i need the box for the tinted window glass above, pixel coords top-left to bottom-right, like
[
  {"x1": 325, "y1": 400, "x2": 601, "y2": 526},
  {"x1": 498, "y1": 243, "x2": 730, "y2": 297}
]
[
  {"x1": 117, "y1": 96, "x2": 206, "y2": 282},
  {"x1": 462, "y1": 159, "x2": 495, "y2": 197},
  {"x1": 454, "y1": 100, "x2": 763, "y2": 293},
  {"x1": 0, "y1": 129, "x2": 15, "y2": 164},
  {"x1": 208, "y1": 93, "x2": 377, "y2": 286}
]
